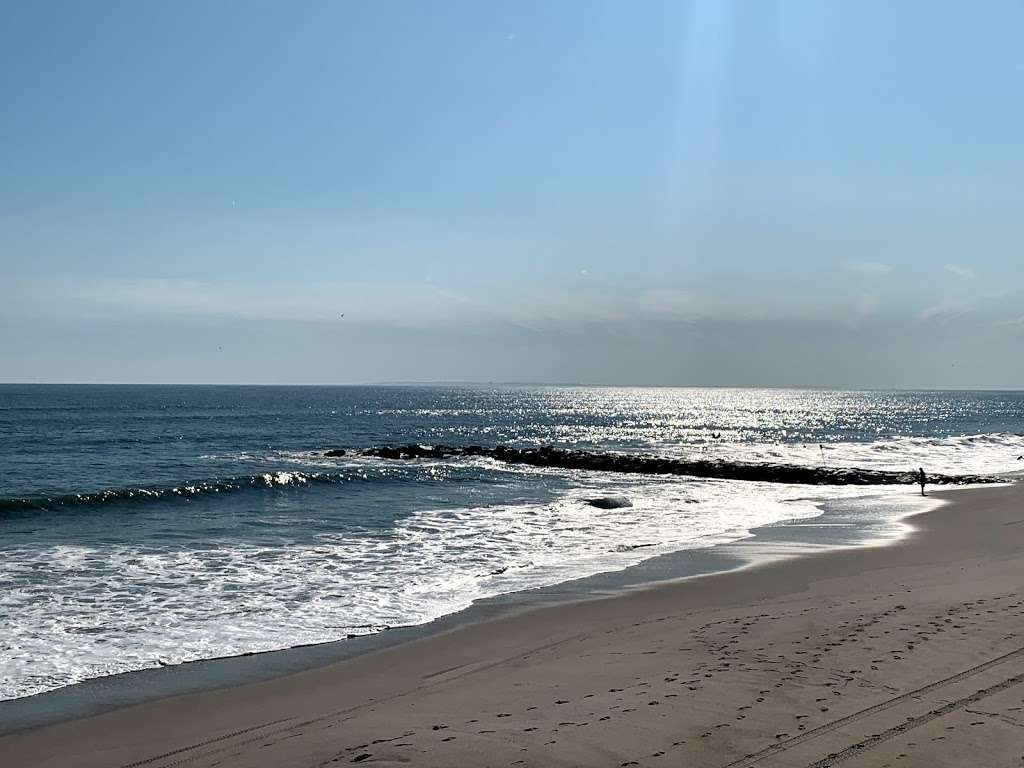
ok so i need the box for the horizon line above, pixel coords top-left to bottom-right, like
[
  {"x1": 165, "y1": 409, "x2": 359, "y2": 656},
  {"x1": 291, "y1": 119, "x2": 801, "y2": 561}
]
[{"x1": 1, "y1": 381, "x2": 1022, "y2": 393}]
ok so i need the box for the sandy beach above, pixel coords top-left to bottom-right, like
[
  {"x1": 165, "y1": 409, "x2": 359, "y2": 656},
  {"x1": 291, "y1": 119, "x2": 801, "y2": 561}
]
[{"x1": 4, "y1": 482, "x2": 1024, "y2": 768}]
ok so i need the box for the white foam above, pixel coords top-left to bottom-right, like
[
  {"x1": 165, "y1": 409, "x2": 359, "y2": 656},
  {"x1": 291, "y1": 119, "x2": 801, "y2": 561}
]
[
  {"x1": 0, "y1": 469, "x2": 931, "y2": 702},
  {"x1": 612, "y1": 433, "x2": 1024, "y2": 478}
]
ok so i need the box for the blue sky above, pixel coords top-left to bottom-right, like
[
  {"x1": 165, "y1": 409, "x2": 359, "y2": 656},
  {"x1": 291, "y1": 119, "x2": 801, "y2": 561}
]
[{"x1": 1, "y1": 0, "x2": 1022, "y2": 386}]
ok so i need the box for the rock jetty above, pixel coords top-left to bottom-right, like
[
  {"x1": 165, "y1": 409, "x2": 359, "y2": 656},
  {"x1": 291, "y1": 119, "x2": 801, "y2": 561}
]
[{"x1": 330, "y1": 444, "x2": 1003, "y2": 487}]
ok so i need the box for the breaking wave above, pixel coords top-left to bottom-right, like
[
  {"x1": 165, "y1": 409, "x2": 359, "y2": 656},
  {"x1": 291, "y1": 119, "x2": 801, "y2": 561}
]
[{"x1": 0, "y1": 471, "x2": 356, "y2": 515}]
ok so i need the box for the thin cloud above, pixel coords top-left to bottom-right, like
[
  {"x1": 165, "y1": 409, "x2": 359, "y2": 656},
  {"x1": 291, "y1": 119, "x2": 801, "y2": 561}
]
[
  {"x1": 855, "y1": 294, "x2": 879, "y2": 317},
  {"x1": 919, "y1": 301, "x2": 967, "y2": 322},
  {"x1": 16, "y1": 277, "x2": 475, "y2": 328},
  {"x1": 944, "y1": 263, "x2": 976, "y2": 280},
  {"x1": 7, "y1": 276, "x2": 1014, "y2": 338}
]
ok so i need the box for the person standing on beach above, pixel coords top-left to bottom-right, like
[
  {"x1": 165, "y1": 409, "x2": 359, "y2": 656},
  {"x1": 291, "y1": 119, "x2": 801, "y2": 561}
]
[{"x1": 918, "y1": 467, "x2": 926, "y2": 496}]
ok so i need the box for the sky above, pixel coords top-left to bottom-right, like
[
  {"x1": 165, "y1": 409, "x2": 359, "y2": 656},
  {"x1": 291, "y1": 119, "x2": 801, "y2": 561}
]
[{"x1": 1, "y1": 0, "x2": 1023, "y2": 387}]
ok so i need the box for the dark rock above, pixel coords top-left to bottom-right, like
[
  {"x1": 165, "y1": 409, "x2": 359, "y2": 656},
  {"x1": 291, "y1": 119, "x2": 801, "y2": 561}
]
[
  {"x1": 354, "y1": 444, "x2": 1003, "y2": 487},
  {"x1": 586, "y1": 495, "x2": 634, "y2": 509},
  {"x1": 323, "y1": 449, "x2": 346, "y2": 457}
]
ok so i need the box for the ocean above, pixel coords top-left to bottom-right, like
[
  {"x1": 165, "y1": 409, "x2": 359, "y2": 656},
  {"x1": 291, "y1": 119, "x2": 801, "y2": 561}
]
[{"x1": 2, "y1": 384, "x2": 1023, "y2": 703}]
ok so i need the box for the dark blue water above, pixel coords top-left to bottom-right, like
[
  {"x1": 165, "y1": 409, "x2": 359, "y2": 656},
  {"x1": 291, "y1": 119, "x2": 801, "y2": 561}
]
[{"x1": 2, "y1": 384, "x2": 1022, "y2": 700}]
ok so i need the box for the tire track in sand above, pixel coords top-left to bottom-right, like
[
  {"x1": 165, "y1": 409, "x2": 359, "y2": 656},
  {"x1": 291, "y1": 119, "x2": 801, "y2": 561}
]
[
  {"x1": 721, "y1": 644, "x2": 1024, "y2": 768},
  {"x1": 803, "y1": 670, "x2": 1024, "y2": 766}
]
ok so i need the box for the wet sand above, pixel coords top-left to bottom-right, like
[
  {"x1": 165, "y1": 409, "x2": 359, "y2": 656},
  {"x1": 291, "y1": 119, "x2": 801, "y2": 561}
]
[{"x1": 3, "y1": 483, "x2": 1023, "y2": 768}]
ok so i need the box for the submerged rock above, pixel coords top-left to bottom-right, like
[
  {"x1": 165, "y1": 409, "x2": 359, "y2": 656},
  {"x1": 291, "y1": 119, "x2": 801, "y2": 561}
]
[{"x1": 586, "y1": 495, "x2": 633, "y2": 509}]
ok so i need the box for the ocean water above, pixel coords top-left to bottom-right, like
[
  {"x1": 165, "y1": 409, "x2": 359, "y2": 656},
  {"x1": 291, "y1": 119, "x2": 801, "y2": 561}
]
[{"x1": 1, "y1": 385, "x2": 1023, "y2": 702}]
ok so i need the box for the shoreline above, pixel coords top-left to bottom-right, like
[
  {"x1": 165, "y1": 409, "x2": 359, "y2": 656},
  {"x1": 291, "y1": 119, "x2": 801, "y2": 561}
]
[
  {"x1": 0, "y1": 488, "x2": 927, "y2": 734},
  {"x1": 7, "y1": 482, "x2": 1024, "y2": 767}
]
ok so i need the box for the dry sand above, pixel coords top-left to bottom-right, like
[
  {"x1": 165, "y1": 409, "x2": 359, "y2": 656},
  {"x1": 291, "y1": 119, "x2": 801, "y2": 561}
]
[{"x1": 3, "y1": 483, "x2": 1024, "y2": 768}]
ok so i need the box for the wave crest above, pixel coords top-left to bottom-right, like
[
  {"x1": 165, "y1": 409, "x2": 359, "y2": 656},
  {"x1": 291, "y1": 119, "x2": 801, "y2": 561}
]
[{"x1": 0, "y1": 471, "x2": 348, "y2": 515}]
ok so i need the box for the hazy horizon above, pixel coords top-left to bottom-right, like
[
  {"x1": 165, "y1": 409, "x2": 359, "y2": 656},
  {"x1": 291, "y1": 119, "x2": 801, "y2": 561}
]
[
  {"x1": 3, "y1": 382, "x2": 1024, "y2": 393},
  {"x1": 3, "y1": 1, "x2": 1022, "y2": 388}
]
